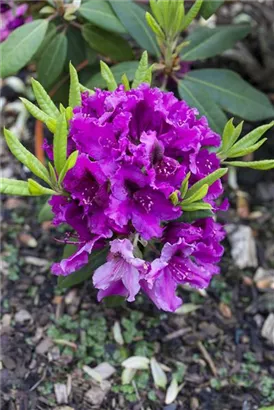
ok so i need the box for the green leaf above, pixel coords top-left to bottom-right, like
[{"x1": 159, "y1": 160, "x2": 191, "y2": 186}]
[
  {"x1": 31, "y1": 78, "x2": 59, "y2": 118},
  {"x1": 181, "y1": 201, "x2": 212, "y2": 211},
  {"x1": 28, "y1": 179, "x2": 57, "y2": 196},
  {"x1": 79, "y1": 83, "x2": 95, "y2": 95},
  {"x1": 4, "y1": 128, "x2": 51, "y2": 185},
  {"x1": 181, "y1": 25, "x2": 250, "y2": 61},
  {"x1": 82, "y1": 24, "x2": 134, "y2": 62},
  {"x1": 58, "y1": 150, "x2": 79, "y2": 185},
  {"x1": 219, "y1": 118, "x2": 243, "y2": 155},
  {"x1": 65, "y1": 26, "x2": 87, "y2": 68},
  {"x1": 177, "y1": 209, "x2": 213, "y2": 223},
  {"x1": 121, "y1": 74, "x2": 130, "y2": 91},
  {"x1": 53, "y1": 113, "x2": 68, "y2": 175},
  {"x1": 58, "y1": 247, "x2": 109, "y2": 289},
  {"x1": 20, "y1": 97, "x2": 51, "y2": 125},
  {"x1": 86, "y1": 61, "x2": 139, "y2": 89},
  {"x1": 48, "y1": 162, "x2": 58, "y2": 186},
  {"x1": 100, "y1": 61, "x2": 117, "y2": 91},
  {"x1": 145, "y1": 12, "x2": 165, "y2": 39},
  {"x1": 183, "y1": 184, "x2": 209, "y2": 204},
  {"x1": 178, "y1": 79, "x2": 227, "y2": 134},
  {"x1": 181, "y1": 0, "x2": 203, "y2": 31},
  {"x1": 69, "y1": 62, "x2": 81, "y2": 108},
  {"x1": 224, "y1": 160, "x2": 274, "y2": 170},
  {"x1": 0, "y1": 20, "x2": 48, "y2": 78},
  {"x1": 34, "y1": 23, "x2": 56, "y2": 61},
  {"x1": 226, "y1": 121, "x2": 274, "y2": 156},
  {"x1": 78, "y1": 0, "x2": 126, "y2": 33},
  {"x1": 111, "y1": 1, "x2": 160, "y2": 56},
  {"x1": 187, "y1": 168, "x2": 228, "y2": 197},
  {"x1": 200, "y1": 0, "x2": 224, "y2": 19},
  {"x1": 184, "y1": 69, "x2": 274, "y2": 121},
  {"x1": 38, "y1": 199, "x2": 54, "y2": 222},
  {"x1": 180, "y1": 172, "x2": 191, "y2": 198},
  {"x1": 38, "y1": 33, "x2": 68, "y2": 89},
  {"x1": 0, "y1": 178, "x2": 31, "y2": 196},
  {"x1": 225, "y1": 138, "x2": 268, "y2": 158},
  {"x1": 132, "y1": 51, "x2": 149, "y2": 88}
]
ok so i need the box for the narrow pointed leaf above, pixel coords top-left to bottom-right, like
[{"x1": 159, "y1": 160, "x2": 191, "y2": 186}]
[
  {"x1": 54, "y1": 113, "x2": 68, "y2": 175},
  {"x1": 4, "y1": 128, "x2": 51, "y2": 185},
  {"x1": 132, "y1": 51, "x2": 149, "y2": 88},
  {"x1": 31, "y1": 78, "x2": 59, "y2": 117},
  {"x1": 86, "y1": 61, "x2": 139, "y2": 89},
  {"x1": 220, "y1": 118, "x2": 243, "y2": 155},
  {"x1": 48, "y1": 162, "x2": 58, "y2": 186},
  {"x1": 180, "y1": 172, "x2": 191, "y2": 198},
  {"x1": 226, "y1": 138, "x2": 268, "y2": 158},
  {"x1": 28, "y1": 179, "x2": 57, "y2": 196},
  {"x1": 181, "y1": 0, "x2": 203, "y2": 31},
  {"x1": 145, "y1": 12, "x2": 165, "y2": 39},
  {"x1": 20, "y1": 97, "x2": 50, "y2": 125},
  {"x1": 100, "y1": 61, "x2": 117, "y2": 91},
  {"x1": 113, "y1": 321, "x2": 124, "y2": 346},
  {"x1": 69, "y1": 62, "x2": 81, "y2": 108},
  {"x1": 183, "y1": 184, "x2": 209, "y2": 203},
  {"x1": 58, "y1": 150, "x2": 79, "y2": 185},
  {"x1": 0, "y1": 178, "x2": 31, "y2": 196},
  {"x1": 181, "y1": 201, "x2": 212, "y2": 211},
  {"x1": 177, "y1": 209, "x2": 213, "y2": 223},
  {"x1": 187, "y1": 168, "x2": 228, "y2": 197},
  {"x1": 227, "y1": 121, "x2": 274, "y2": 155},
  {"x1": 121, "y1": 74, "x2": 130, "y2": 90},
  {"x1": 224, "y1": 160, "x2": 274, "y2": 170},
  {"x1": 150, "y1": 358, "x2": 167, "y2": 389}
]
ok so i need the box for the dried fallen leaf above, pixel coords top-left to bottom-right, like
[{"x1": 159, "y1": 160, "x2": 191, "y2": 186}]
[
  {"x1": 226, "y1": 224, "x2": 258, "y2": 269},
  {"x1": 121, "y1": 368, "x2": 136, "y2": 385},
  {"x1": 254, "y1": 267, "x2": 274, "y2": 290},
  {"x1": 54, "y1": 383, "x2": 68, "y2": 404},
  {"x1": 150, "y1": 357, "x2": 167, "y2": 389},
  {"x1": 122, "y1": 356, "x2": 150, "y2": 370},
  {"x1": 219, "y1": 302, "x2": 232, "y2": 319},
  {"x1": 165, "y1": 377, "x2": 179, "y2": 405},
  {"x1": 261, "y1": 313, "x2": 274, "y2": 345},
  {"x1": 113, "y1": 321, "x2": 124, "y2": 345},
  {"x1": 175, "y1": 303, "x2": 201, "y2": 315},
  {"x1": 93, "y1": 362, "x2": 116, "y2": 380},
  {"x1": 83, "y1": 365, "x2": 102, "y2": 383}
]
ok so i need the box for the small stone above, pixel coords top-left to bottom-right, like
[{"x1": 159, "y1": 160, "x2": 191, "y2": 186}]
[
  {"x1": 190, "y1": 397, "x2": 200, "y2": 410},
  {"x1": 1, "y1": 314, "x2": 11, "y2": 327},
  {"x1": 34, "y1": 275, "x2": 45, "y2": 285},
  {"x1": 18, "y1": 233, "x2": 37, "y2": 248},
  {"x1": 262, "y1": 313, "x2": 274, "y2": 345},
  {"x1": 84, "y1": 381, "x2": 111, "y2": 406},
  {"x1": 54, "y1": 383, "x2": 68, "y2": 404},
  {"x1": 36, "y1": 338, "x2": 54, "y2": 355},
  {"x1": 2, "y1": 356, "x2": 16, "y2": 370},
  {"x1": 24, "y1": 256, "x2": 49, "y2": 267},
  {"x1": 219, "y1": 302, "x2": 232, "y2": 319},
  {"x1": 15, "y1": 309, "x2": 32, "y2": 324},
  {"x1": 5, "y1": 198, "x2": 26, "y2": 210},
  {"x1": 93, "y1": 362, "x2": 116, "y2": 380}
]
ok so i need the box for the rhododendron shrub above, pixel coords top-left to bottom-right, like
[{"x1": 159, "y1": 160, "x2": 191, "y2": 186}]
[{"x1": 1, "y1": 60, "x2": 273, "y2": 312}]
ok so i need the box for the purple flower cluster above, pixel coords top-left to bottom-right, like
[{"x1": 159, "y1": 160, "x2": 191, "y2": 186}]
[
  {"x1": 0, "y1": 1, "x2": 32, "y2": 42},
  {"x1": 48, "y1": 84, "x2": 227, "y2": 311}
]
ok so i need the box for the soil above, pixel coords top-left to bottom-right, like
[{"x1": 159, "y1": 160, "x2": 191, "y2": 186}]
[{"x1": 1, "y1": 2, "x2": 274, "y2": 409}]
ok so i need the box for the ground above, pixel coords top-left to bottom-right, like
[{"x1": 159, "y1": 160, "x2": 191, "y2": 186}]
[{"x1": 1, "y1": 2, "x2": 274, "y2": 409}]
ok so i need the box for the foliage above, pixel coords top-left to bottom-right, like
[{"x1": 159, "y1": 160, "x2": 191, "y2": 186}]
[{"x1": 0, "y1": 0, "x2": 273, "y2": 131}]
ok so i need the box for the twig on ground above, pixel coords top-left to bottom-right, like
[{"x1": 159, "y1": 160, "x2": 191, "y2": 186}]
[
  {"x1": 197, "y1": 341, "x2": 217, "y2": 377},
  {"x1": 163, "y1": 327, "x2": 192, "y2": 342}
]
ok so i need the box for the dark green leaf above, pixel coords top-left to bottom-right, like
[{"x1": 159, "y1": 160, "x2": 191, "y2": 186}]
[
  {"x1": 181, "y1": 25, "x2": 250, "y2": 61},
  {"x1": 0, "y1": 20, "x2": 48, "y2": 78},
  {"x1": 34, "y1": 22, "x2": 57, "y2": 61},
  {"x1": 104, "y1": 296, "x2": 125, "y2": 307},
  {"x1": 78, "y1": 0, "x2": 126, "y2": 33},
  {"x1": 111, "y1": 1, "x2": 160, "y2": 56},
  {"x1": 86, "y1": 61, "x2": 139, "y2": 89},
  {"x1": 65, "y1": 26, "x2": 87, "y2": 68},
  {"x1": 58, "y1": 247, "x2": 109, "y2": 289},
  {"x1": 82, "y1": 24, "x2": 134, "y2": 62},
  {"x1": 178, "y1": 79, "x2": 227, "y2": 134},
  {"x1": 38, "y1": 199, "x2": 54, "y2": 222},
  {"x1": 38, "y1": 33, "x2": 68, "y2": 89},
  {"x1": 0, "y1": 178, "x2": 31, "y2": 196},
  {"x1": 4, "y1": 128, "x2": 51, "y2": 185},
  {"x1": 177, "y1": 209, "x2": 214, "y2": 223},
  {"x1": 184, "y1": 69, "x2": 274, "y2": 121},
  {"x1": 224, "y1": 160, "x2": 274, "y2": 170},
  {"x1": 200, "y1": 0, "x2": 224, "y2": 19}
]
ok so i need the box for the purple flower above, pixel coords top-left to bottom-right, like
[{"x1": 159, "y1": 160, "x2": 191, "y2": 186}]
[
  {"x1": 93, "y1": 239, "x2": 148, "y2": 302},
  {"x1": 45, "y1": 83, "x2": 228, "y2": 310},
  {"x1": 0, "y1": 2, "x2": 32, "y2": 42}
]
